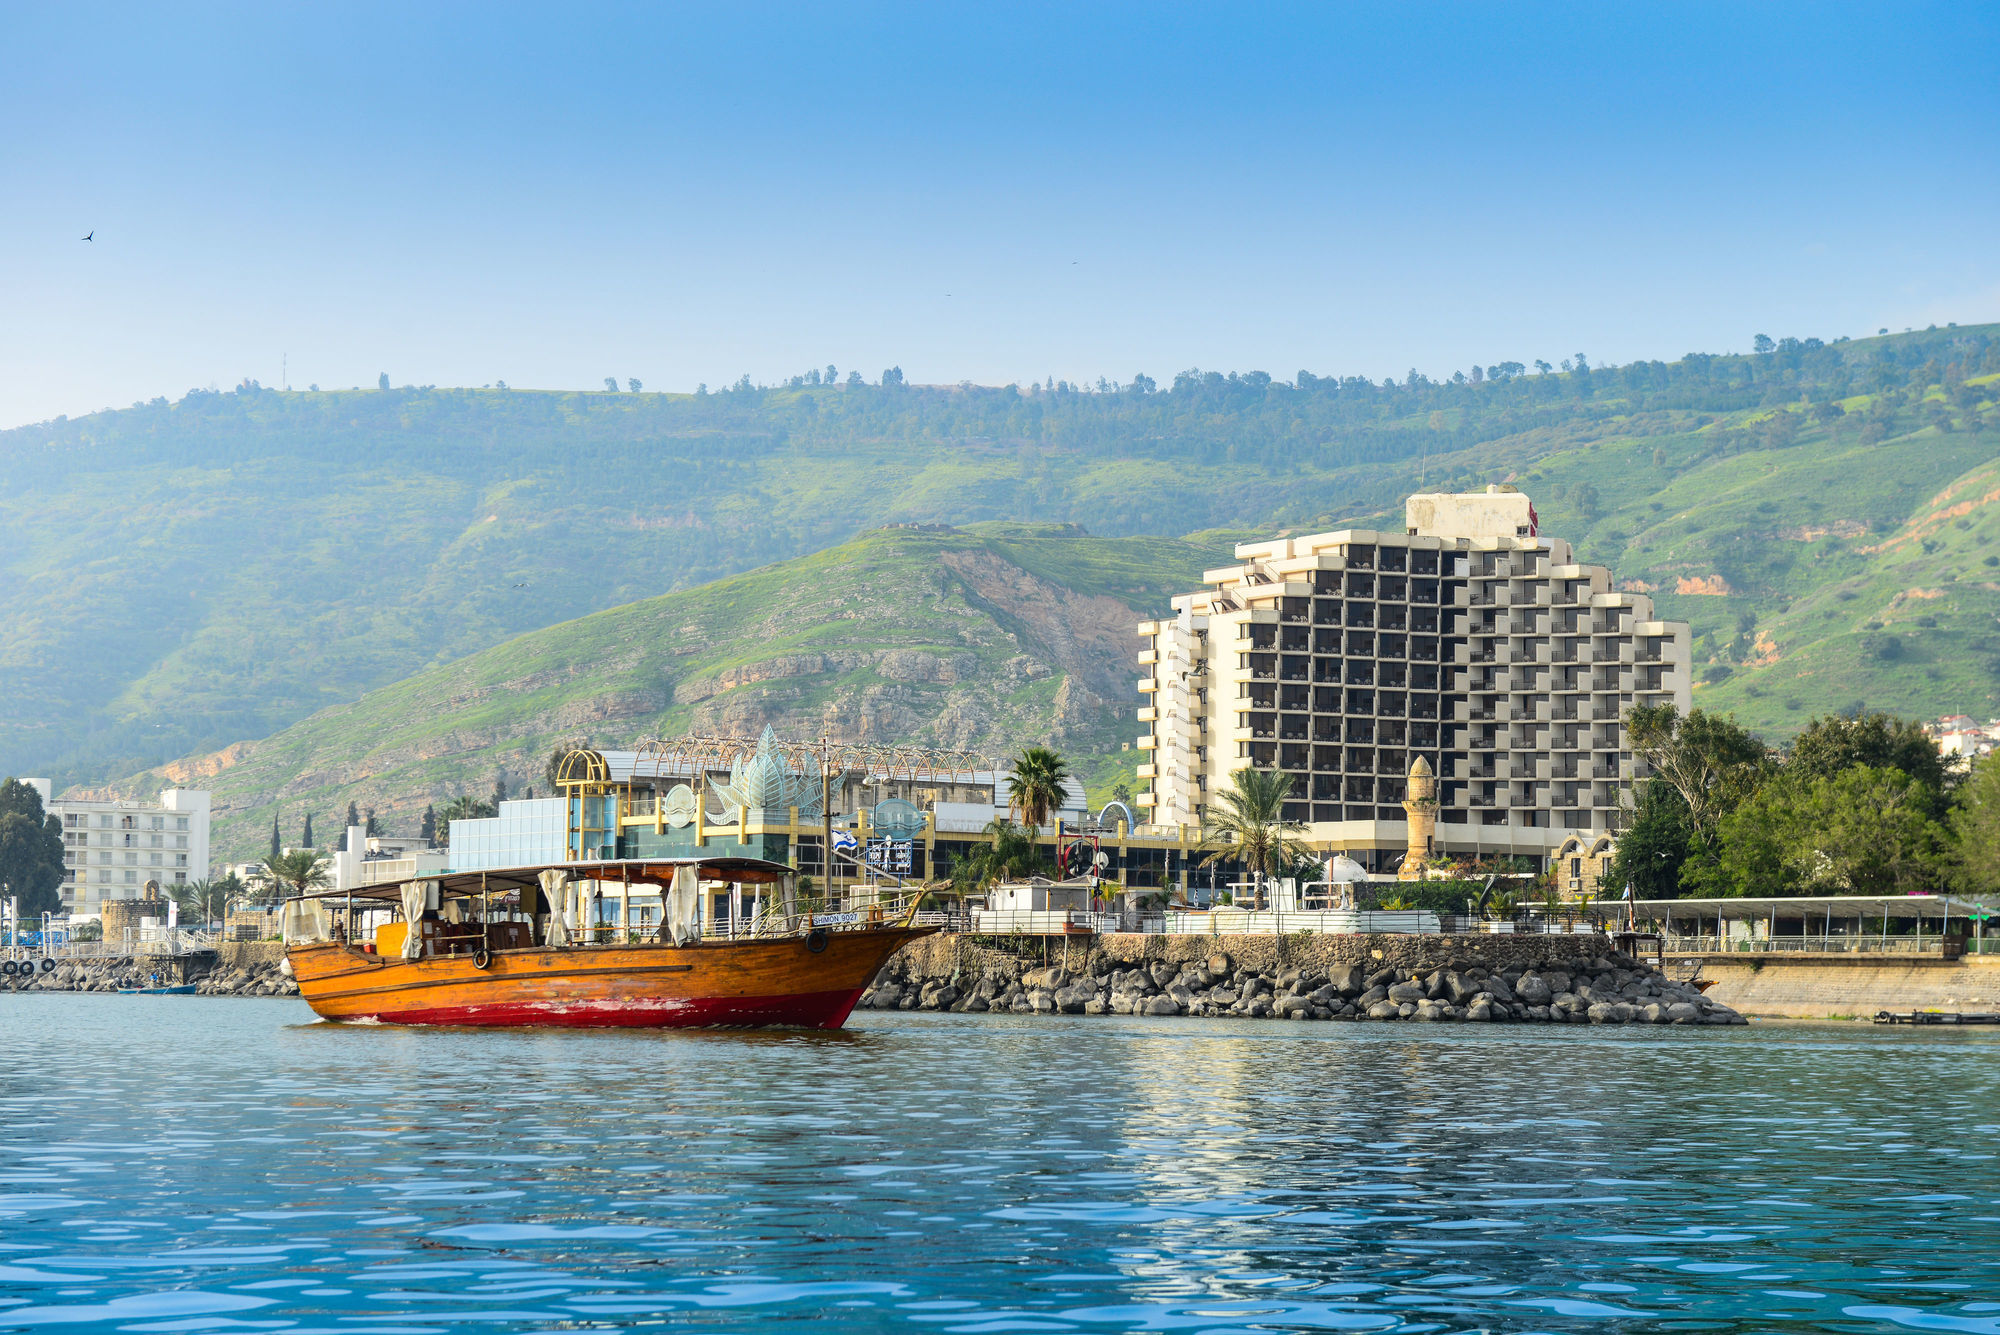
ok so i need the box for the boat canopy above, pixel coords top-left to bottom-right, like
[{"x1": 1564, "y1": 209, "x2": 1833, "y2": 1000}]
[{"x1": 294, "y1": 855, "x2": 795, "y2": 904}]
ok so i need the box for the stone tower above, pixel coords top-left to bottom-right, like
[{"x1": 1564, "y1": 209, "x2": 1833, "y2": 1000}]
[{"x1": 1399, "y1": 755, "x2": 1437, "y2": 881}]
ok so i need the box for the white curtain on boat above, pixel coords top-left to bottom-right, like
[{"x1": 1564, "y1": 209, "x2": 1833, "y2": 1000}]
[
  {"x1": 540, "y1": 869, "x2": 571, "y2": 948},
  {"x1": 665, "y1": 865, "x2": 700, "y2": 946},
  {"x1": 280, "y1": 898, "x2": 331, "y2": 945},
  {"x1": 401, "y1": 881, "x2": 435, "y2": 959}
]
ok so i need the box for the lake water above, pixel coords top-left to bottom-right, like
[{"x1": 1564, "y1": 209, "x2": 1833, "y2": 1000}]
[{"x1": 2, "y1": 995, "x2": 1997, "y2": 1334}]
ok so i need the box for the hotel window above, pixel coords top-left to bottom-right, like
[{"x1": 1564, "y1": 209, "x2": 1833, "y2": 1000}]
[
  {"x1": 176, "y1": 836, "x2": 188, "y2": 849},
  {"x1": 176, "y1": 817, "x2": 190, "y2": 831},
  {"x1": 151, "y1": 816, "x2": 165, "y2": 830},
  {"x1": 150, "y1": 834, "x2": 164, "y2": 848}
]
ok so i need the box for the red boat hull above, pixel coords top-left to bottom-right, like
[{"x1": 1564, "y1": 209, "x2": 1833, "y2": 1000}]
[{"x1": 358, "y1": 985, "x2": 868, "y2": 1029}]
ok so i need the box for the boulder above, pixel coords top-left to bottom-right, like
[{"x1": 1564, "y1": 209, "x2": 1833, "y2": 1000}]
[
  {"x1": 1515, "y1": 975, "x2": 1553, "y2": 1006},
  {"x1": 1357, "y1": 984, "x2": 1389, "y2": 1007},
  {"x1": 1413, "y1": 1000, "x2": 1447, "y2": 1021},
  {"x1": 1149, "y1": 962, "x2": 1179, "y2": 990},
  {"x1": 1586, "y1": 1002, "x2": 1622, "y2": 1025},
  {"x1": 1021, "y1": 965, "x2": 1070, "y2": 991},
  {"x1": 1206, "y1": 952, "x2": 1233, "y2": 976},
  {"x1": 1142, "y1": 995, "x2": 1182, "y2": 1017},
  {"x1": 1366, "y1": 1000, "x2": 1401, "y2": 1020},
  {"x1": 1443, "y1": 972, "x2": 1480, "y2": 1005},
  {"x1": 1330, "y1": 964, "x2": 1367, "y2": 995},
  {"x1": 1053, "y1": 983, "x2": 1094, "y2": 1014},
  {"x1": 1083, "y1": 998, "x2": 1109, "y2": 1016},
  {"x1": 1466, "y1": 1000, "x2": 1494, "y2": 1022},
  {"x1": 1387, "y1": 981, "x2": 1427, "y2": 1004},
  {"x1": 960, "y1": 995, "x2": 989, "y2": 1013},
  {"x1": 1273, "y1": 994, "x2": 1313, "y2": 1018}
]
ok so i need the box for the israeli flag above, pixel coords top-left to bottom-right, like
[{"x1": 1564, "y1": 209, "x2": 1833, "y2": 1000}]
[{"x1": 832, "y1": 830, "x2": 859, "y2": 856}]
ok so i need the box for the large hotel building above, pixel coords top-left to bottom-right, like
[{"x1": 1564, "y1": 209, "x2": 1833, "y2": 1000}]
[{"x1": 1137, "y1": 487, "x2": 1691, "y2": 875}]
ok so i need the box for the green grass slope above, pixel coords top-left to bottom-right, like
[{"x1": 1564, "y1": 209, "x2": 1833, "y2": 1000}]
[
  {"x1": 9, "y1": 324, "x2": 1995, "y2": 787},
  {"x1": 118, "y1": 524, "x2": 1241, "y2": 862}
]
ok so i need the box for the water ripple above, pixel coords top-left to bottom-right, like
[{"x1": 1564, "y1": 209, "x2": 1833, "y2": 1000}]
[{"x1": 3, "y1": 995, "x2": 1999, "y2": 1332}]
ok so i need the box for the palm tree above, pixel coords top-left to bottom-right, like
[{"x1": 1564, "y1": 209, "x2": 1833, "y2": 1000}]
[
  {"x1": 948, "y1": 819, "x2": 1052, "y2": 896},
  {"x1": 1007, "y1": 747, "x2": 1071, "y2": 832},
  {"x1": 168, "y1": 878, "x2": 229, "y2": 927},
  {"x1": 434, "y1": 795, "x2": 498, "y2": 848},
  {"x1": 249, "y1": 849, "x2": 332, "y2": 903},
  {"x1": 1197, "y1": 768, "x2": 1313, "y2": 908}
]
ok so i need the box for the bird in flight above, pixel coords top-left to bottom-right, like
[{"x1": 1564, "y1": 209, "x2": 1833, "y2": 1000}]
[{"x1": 82, "y1": 231, "x2": 94, "y2": 242}]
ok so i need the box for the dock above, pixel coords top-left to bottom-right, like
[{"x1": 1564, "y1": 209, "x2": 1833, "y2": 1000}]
[{"x1": 1874, "y1": 1010, "x2": 2000, "y2": 1026}]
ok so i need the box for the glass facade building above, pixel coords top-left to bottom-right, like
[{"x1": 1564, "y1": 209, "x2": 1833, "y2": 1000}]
[{"x1": 448, "y1": 798, "x2": 568, "y2": 872}]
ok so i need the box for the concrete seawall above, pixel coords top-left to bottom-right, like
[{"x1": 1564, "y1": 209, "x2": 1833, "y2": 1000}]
[{"x1": 1696, "y1": 955, "x2": 2000, "y2": 1019}]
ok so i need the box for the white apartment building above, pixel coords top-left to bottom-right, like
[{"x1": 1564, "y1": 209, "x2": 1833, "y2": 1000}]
[
  {"x1": 1136, "y1": 487, "x2": 1691, "y2": 871},
  {"x1": 25, "y1": 780, "x2": 212, "y2": 916}
]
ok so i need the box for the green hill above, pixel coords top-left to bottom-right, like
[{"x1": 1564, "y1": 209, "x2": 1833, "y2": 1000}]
[
  {"x1": 7, "y1": 323, "x2": 1996, "y2": 789},
  {"x1": 120, "y1": 523, "x2": 1241, "y2": 862}
]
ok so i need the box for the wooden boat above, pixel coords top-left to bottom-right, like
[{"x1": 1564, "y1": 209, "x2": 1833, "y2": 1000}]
[
  {"x1": 118, "y1": 984, "x2": 197, "y2": 995},
  {"x1": 282, "y1": 856, "x2": 933, "y2": 1029}
]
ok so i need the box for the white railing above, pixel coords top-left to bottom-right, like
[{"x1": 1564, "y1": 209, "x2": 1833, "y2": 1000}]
[{"x1": 967, "y1": 908, "x2": 1444, "y2": 937}]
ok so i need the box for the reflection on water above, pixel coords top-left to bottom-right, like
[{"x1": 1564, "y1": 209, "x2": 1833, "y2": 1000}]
[{"x1": 2, "y1": 994, "x2": 1997, "y2": 1332}]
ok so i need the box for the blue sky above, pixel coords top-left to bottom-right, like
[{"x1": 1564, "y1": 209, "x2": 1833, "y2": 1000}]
[{"x1": 2, "y1": 1, "x2": 1994, "y2": 427}]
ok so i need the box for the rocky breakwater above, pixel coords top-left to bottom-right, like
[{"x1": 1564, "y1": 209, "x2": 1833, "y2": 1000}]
[
  {"x1": 861, "y1": 947, "x2": 1746, "y2": 1026},
  {"x1": 6, "y1": 957, "x2": 299, "y2": 997}
]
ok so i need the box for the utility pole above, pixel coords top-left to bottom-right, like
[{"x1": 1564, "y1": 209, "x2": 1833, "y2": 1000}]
[{"x1": 821, "y1": 737, "x2": 834, "y2": 915}]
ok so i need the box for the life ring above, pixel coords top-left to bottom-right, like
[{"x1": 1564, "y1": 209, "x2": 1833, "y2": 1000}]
[
  {"x1": 472, "y1": 948, "x2": 494, "y2": 971},
  {"x1": 805, "y1": 928, "x2": 829, "y2": 954},
  {"x1": 39, "y1": 958, "x2": 56, "y2": 974}
]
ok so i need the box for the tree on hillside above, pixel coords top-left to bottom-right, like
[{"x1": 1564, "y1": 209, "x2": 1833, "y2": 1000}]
[
  {"x1": 1787, "y1": 711, "x2": 1952, "y2": 816},
  {"x1": 419, "y1": 804, "x2": 437, "y2": 847},
  {"x1": 1197, "y1": 768, "x2": 1313, "y2": 906},
  {"x1": 0, "y1": 778, "x2": 66, "y2": 917},
  {"x1": 1753, "y1": 334, "x2": 1776, "y2": 355},
  {"x1": 301, "y1": 811, "x2": 314, "y2": 847},
  {"x1": 268, "y1": 814, "x2": 281, "y2": 861},
  {"x1": 1006, "y1": 747, "x2": 1071, "y2": 831},
  {"x1": 1625, "y1": 705, "x2": 1770, "y2": 848},
  {"x1": 493, "y1": 775, "x2": 508, "y2": 808},
  {"x1": 603, "y1": 377, "x2": 619, "y2": 392},
  {"x1": 626, "y1": 378, "x2": 642, "y2": 393},
  {"x1": 377, "y1": 372, "x2": 389, "y2": 390},
  {"x1": 364, "y1": 807, "x2": 380, "y2": 838},
  {"x1": 249, "y1": 849, "x2": 332, "y2": 904}
]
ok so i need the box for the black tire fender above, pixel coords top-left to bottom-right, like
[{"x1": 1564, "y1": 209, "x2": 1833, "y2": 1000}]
[
  {"x1": 1, "y1": 960, "x2": 18, "y2": 977},
  {"x1": 39, "y1": 958, "x2": 56, "y2": 974},
  {"x1": 805, "y1": 928, "x2": 829, "y2": 954},
  {"x1": 472, "y1": 948, "x2": 494, "y2": 971}
]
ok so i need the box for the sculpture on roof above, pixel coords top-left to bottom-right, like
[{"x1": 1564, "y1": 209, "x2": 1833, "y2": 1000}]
[{"x1": 709, "y1": 726, "x2": 823, "y2": 822}]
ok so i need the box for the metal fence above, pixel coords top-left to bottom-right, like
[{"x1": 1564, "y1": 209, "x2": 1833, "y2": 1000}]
[{"x1": 1662, "y1": 934, "x2": 1948, "y2": 955}]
